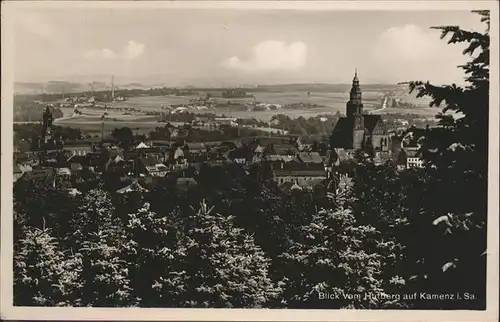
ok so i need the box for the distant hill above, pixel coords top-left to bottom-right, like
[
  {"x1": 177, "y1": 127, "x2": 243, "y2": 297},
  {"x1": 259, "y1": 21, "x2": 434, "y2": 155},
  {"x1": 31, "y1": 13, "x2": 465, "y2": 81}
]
[
  {"x1": 15, "y1": 81, "x2": 104, "y2": 95},
  {"x1": 15, "y1": 81, "x2": 408, "y2": 97},
  {"x1": 254, "y1": 83, "x2": 400, "y2": 93}
]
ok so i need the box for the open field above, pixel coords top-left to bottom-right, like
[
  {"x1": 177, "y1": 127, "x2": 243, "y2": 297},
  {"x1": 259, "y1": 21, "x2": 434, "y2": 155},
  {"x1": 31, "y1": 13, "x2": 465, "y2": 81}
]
[
  {"x1": 54, "y1": 117, "x2": 287, "y2": 136},
  {"x1": 35, "y1": 85, "x2": 440, "y2": 134},
  {"x1": 56, "y1": 89, "x2": 435, "y2": 121},
  {"x1": 104, "y1": 91, "x2": 385, "y2": 111}
]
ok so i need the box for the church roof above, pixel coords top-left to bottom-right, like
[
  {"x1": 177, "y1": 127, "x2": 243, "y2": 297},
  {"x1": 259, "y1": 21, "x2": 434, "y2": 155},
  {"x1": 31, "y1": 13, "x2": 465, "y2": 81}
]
[
  {"x1": 363, "y1": 115, "x2": 384, "y2": 133},
  {"x1": 330, "y1": 114, "x2": 385, "y2": 149},
  {"x1": 330, "y1": 117, "x2": 353, "y2": 148}
]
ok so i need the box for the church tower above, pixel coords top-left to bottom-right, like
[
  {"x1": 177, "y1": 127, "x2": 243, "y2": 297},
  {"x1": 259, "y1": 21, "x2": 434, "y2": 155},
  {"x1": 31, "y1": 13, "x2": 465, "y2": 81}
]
[
  {"x1": 42, "y1": 105, "x2": 54, "y2": 144},
  {"x1": 346, "y1": 70, "x2": 365, "y2": 149},
  {"x1": 346, "y1": 69, "x2": 363, "y2": 117}
]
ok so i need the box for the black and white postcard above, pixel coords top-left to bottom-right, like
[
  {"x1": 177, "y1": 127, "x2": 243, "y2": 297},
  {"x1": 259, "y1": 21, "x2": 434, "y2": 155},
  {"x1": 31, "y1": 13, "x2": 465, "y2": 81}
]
[{"x1": 1, "y1": 1, "x2": 498, "y2": 321}]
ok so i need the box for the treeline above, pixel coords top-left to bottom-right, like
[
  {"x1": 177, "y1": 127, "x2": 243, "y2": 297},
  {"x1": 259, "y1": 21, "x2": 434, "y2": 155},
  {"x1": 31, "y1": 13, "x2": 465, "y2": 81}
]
[
  {"x1": 14, "y1": 88, "x2": 201, "y2": 106},
  {"x1": 14, "y1": 105, "x2": 64, "y2": 123},
  {"x1": 222, "y1": 89, "x2": 253, "y2": 98},
  {"x1": 270, "y1": 114, "x2": 340, "y2": 135},
  {"x1": 14, "y1": 124, "x2": 83, "y2": 147},
  {"x1": 13, "y1": 155, "x2": 486, "y2": 308}
]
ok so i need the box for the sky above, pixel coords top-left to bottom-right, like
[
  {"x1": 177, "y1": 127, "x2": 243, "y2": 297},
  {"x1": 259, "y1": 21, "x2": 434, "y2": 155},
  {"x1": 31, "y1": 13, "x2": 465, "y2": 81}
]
[{"x1": 11, "y1": 7, "x2": 487, "y2": 86}]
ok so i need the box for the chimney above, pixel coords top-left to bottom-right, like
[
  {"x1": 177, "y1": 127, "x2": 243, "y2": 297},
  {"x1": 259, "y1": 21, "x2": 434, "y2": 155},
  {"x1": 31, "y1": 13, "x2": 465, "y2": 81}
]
[{"x1": 111, "y1": 75, "x2": 115, "y2": 101}]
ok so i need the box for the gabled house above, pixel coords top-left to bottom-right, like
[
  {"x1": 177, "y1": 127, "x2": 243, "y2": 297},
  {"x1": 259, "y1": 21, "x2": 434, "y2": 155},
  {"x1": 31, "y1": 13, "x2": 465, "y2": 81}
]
[
  {"x1": 136, "y1": 142, "x2": 150, "y2": 149},
  {"x1": 253, "y1": 145, "x2": 266, "y2": 162},
  {"x1": 105, "y1": 154, "x2": 131, "y2": 175},
  {"x1": 296, "y1": 136, "x2": 319, "y2": 152},
  {"x1": 297, "y1": 152, "x2": 324, "y2": 169},
  {"x1": 137, "y1": 156, "x2": 168, "y2": 177}
]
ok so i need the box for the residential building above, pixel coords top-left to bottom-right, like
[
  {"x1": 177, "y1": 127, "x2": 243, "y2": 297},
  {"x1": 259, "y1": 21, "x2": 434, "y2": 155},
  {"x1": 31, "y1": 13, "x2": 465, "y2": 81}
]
[
  {"x1": 397, "y1": 149, "x2": 424, "y2": 170},
  {"x1": 265, "y1": 144, "x2": 298, "y2": 157},
  {"x1": 227, "y1": 146, "x2": 253, "y2": 164},
  {"x1": 63, "y1": 141, "x2": 93, "y2": 157},
  {"x1": 105, "y1": 155, "x2": 133, "y2": 175},
  {"x1": 272, "y1": 169, "x2": 327, "y2": 189},
  {"x1": 137, "y1": 156, "x2": 168, "y2": 177},
  {"x1": 296, "y1": 136, "x2": 319, "y2": 152},
  {"x1": 297, "y1": 151, "x2": 324, "y2": 169},
  {"x1": 265, "y1": 150, "x2": 327, "y2": 190}
]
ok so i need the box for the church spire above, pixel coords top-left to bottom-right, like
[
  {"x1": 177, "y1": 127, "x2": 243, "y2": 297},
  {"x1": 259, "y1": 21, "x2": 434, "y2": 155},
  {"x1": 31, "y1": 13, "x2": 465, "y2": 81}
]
[
  {"x1": 353, "y1": 68, "x2": 359, "y2": 84},
  {"x1": 346, "y1": 69, "x2": 363, "y2": 116}
]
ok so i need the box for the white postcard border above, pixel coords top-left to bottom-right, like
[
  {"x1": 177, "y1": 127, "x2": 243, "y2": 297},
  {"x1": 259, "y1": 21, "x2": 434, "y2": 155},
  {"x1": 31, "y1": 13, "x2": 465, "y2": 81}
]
[{"x1": 1, "y1": 1, "x2": 498, "y2": 321}]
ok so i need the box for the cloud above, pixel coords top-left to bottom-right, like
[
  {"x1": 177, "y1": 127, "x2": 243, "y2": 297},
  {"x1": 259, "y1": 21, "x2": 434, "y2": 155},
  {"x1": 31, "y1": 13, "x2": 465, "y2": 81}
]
[
  {"x1": 84, "y1": 40, "x2": 145, "y2": 60},
  {"x1": 224, "y1": 40, "x2": 307, "y2": 71},
  {"x1": 123, "y1": 40, "x2": 145, "y2": 59},
  {"x1": 371, "y1": 25, "x2": 446, "y2": 62},
  {"x1": 16, "y1": 12, "x2": 55, "y2": 38},
  {"x1": 370, "y1": 24, "x2": 467, "y2": 84}
]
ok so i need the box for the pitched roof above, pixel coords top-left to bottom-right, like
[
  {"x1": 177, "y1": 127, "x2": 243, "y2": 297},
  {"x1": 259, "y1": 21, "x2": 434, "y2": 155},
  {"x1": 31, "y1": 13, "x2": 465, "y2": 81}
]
[
  {"x1": 18, "y1": 164, "x2": 33, "y2": 173},
  {"x1": 330, "y1": 117, "x2": 353, "y2": 148},
  {"x1": 105, "y1": 155, "x2": 125, "y2": 169},
  {"x1": 331, "y1": 115, "x2": 386, "y2": 149},
  {"x1": 334, "y1": 149, "x2": 355, "y2": 163},
  {"x1": 298, "y1": 152, "x2": 323, "y2": 164},
  {"x1": 57, "y1": 168, "x2": 72, "y2": 175},
  {"x1": 363, "y1": 115, "x2": 384, "y2": 133},
  {"x1": 254, "y1": 145, "x2": 266, "y2": 153},
  {"x1": 174, "y1": 147, "x2": 185, "y2": 159},
  {"x1": 70, "y1": 163, "x2": 83, "y2": 171},
  {"x1": 270, "y1": 144, "x2": 298, "y2": 156},
  {"x1": 279, "y1": 181, "x2": 295, "y2": 191},
  {"x1": 264, "y1": 155, "x2": 298, "y2": 163},
  {"x1": 116, "y1": 181, "x2": 148, "y2": 194},
  {"x1": 67, "y1": 154, "x2": 89, "y2": 166}
]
